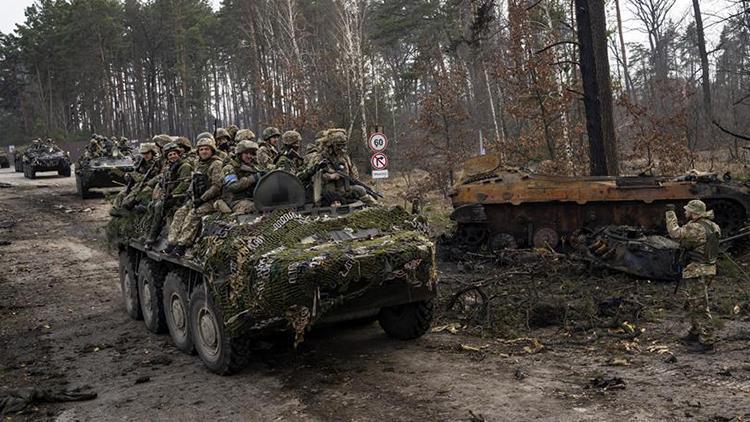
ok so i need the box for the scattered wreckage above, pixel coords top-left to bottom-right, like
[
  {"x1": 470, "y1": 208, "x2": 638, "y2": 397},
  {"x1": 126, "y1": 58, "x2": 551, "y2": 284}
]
[
  {"x1": 450, "y1": 154, "x2": 750, "y2": 250},
  {"x1": 107, "y1": 170, "x2": 437, "y2": 374}
]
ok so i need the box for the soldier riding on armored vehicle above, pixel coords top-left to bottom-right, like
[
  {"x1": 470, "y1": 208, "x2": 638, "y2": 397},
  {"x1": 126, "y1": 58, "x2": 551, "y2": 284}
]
[
  {"x1": 22, "y1": 139, "x2": 71, "y2": 179},
  {"x1": 76, "y1": 135, "x2": 135, "y2": 198},
  {"x1": 107, "y1": 131, "x2": 436, "y2": 375}
]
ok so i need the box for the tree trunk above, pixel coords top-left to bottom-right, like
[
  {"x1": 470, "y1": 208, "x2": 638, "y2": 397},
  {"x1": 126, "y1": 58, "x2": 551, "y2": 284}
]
[
  {"x1": 614, "y1": 0, "x2": 633, "y2": 97},
  {"x1": 575, "y1": 0, "x2": 619, "y2": 176},
  {"x1": 692, "y1": 0, "x2": 712, "y2": 120}
]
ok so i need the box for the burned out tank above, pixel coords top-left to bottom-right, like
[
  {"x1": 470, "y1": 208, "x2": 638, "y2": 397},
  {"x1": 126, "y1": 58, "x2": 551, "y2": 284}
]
[
  {"x1": 450, "y1": 154, "x2": 750, "y2": 249},
  {"x1": 22, "y1": 144, "x2": 71, "y2": 179},
  {"x1": 0, "y1": 150, "x2": 9, "y2": 168},
  {"x1": 107, "y1": 170, "x2": 437, "y2": 374},
  {"x1": 75, "y1": 152, "x2": 134, "y2": 198}
]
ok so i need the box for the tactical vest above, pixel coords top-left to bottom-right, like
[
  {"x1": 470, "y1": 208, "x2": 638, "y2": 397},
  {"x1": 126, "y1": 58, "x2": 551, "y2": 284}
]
[{"x1": 688, "y1": 219, "x2": 719, "y2": 265}]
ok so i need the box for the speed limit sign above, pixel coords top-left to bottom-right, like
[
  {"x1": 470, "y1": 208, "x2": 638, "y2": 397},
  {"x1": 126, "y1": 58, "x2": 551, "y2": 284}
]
[{"x1": 368, "y1": 133, "x2": 388, "y2": 152}]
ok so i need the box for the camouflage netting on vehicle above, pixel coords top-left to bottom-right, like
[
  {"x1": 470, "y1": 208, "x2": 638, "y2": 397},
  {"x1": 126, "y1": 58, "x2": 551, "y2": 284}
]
[
  {"x1": 106, "y1": 210, "x2": 152, "y2": 248},
  {"x1": 193, "y1": 207, "x2": 436, "y2": 337}
]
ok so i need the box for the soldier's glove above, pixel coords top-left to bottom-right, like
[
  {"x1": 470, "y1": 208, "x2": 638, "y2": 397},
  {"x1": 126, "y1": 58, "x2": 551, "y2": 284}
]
[
  {"x1": 666, "y1": 203, "x2": 676, "y2": 212},
  {"x1": 193, "y1": 198, "x2": 204, "y2": 209}
]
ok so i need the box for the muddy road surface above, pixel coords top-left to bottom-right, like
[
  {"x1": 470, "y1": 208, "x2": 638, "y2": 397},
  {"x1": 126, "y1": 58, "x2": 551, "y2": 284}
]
[{"x1": 1, "y1": 167, "x2": 749, "y2": 421}]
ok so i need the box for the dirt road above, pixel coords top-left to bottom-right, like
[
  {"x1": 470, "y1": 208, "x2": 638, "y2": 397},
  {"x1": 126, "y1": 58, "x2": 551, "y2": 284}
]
[{"x1": 1, "y1": 167, "x2": 750, "y2": 421}]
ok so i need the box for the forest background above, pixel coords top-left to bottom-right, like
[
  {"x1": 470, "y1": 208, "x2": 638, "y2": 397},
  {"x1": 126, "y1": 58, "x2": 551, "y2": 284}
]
[{"x1": 1, "y1": 0, "x2": 749, "y2": 184}]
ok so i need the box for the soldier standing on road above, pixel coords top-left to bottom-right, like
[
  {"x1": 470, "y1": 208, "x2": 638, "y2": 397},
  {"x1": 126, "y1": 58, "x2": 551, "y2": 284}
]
[
  {"x1": 220, "y1": 140, "x2": 263, "y2": 214},
  {"x1": 257, "y1": 127, "x2": 281, "y2": 170},
  {"x1": 145, "y1": 142, "x2": 193, "y2": 249},
  {"x1": 666, "y1": 200, "x2": 722, "y2": 351},
  {"x1": 165, "y1": 136, "x2": 224, "y2": 256}
]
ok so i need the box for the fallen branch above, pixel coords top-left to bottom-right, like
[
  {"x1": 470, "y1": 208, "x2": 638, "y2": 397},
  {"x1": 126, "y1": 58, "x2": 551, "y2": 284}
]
[{"x1": 713, "y1": 120, "x2": 750, "y2": 141}]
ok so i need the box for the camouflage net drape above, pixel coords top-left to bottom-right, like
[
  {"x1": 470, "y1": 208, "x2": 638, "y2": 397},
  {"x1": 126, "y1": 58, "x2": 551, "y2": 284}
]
[{"x1": 107, "y1": 207, "x2": 436, "y2": 337}]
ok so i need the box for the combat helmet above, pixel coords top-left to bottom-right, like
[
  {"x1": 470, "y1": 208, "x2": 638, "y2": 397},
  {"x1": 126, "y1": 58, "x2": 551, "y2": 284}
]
[
  {"x1": 196, "y1": 136, "x2": 217, "y2": 153},
  {"x1": 139, "y1": 142, "x2": 158, "y2": 155},
  {"x1": 235, "y1": 129, "x2": 256, "y2": 142},
  {"x1": 325, "y1": 128, "x2": 348, "y2": 148},
  {"x1": 152, "y1": 134, "x2": 172, "y2": 149},
  {"x1": 262, "y1": 127, "x2": 282, "y2": 141},
  {"x1": 235, "y1": 140, "x2": 259, "y2": 155},
  {"x1": 227, "y1": 124, "x2": 239, "y2": 140},
  {"x1": 196, "y1": 132, "x2": 214, "y2": 143},
  {"x1": 215, "y1": 128, "x2": 231, "y2": 142},
  {"x1": 162, "y1": 142, "x2": 182, "y2": 156},
  {"x1": 171, "y1": 137, "x2": 191, "y2": 153},
  {"x1": 282, "y1": 130, "x2": 301, "y2": 147}
]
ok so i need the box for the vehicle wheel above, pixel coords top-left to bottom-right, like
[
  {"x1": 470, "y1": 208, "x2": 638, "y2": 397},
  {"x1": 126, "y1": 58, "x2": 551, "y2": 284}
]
[
  {"x1": 76, "y1": 177, "x2": 89, "y2": 199},
  {"x1": 28, "y1": 168, "x2": 36, "y2": 179},
  {"x1": 163, "y1": 271, "x2": 194, "y2": 353},
  {"x1": 378, "y1": 300, "x2": 434, "y2": 340},
  {"x1": 119, "y1": 250, "x2": 142, "y2": 320},
  {"x1": 59, "y1": 166, "x2": 71, "y2": 177},
  {"x1": 189, "y1": 286, "x2": 249, "y2": 375},
  {"x1": 138, "y1": 258, "x2": 167, "y2": 334}
]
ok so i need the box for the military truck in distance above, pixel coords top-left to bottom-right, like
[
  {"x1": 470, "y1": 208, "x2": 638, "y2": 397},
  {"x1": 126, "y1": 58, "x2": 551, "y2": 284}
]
[
  {"x1": 0, "y1": 150, "x2": 9, "y2": 168},
  {"x1": 107, "y1": 170, "x2": 437, "y2": 375},
  {"x1": 450, "y1": 154, "x2": 750, "y2": 250},
  {"x1": 22, "y1": 145, "x2": 71, "y2": 179},
  {"x1": 76, "y1": 154, "x2": 135, "y2": 199}
]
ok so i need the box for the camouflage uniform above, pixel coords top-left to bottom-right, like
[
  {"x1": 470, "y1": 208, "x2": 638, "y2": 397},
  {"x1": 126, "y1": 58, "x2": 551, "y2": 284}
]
[
  {"x1": 146, "y1": 142, "x2": 193, "y2": 246},
  {"x1": 257, "y1": 127, "x2": 281, "y2": 170},
  {"x1": 666, "y1": 199, "x2": 721, "y2": 347},
  {"x1": 274, "y1": 130, "x2": 304, "y2": 173},
  {"x1": 308, "y1": 129, "x2": 375, "y2": 206},
  {"x1": 174, "y1": 137, "x2": 197, "y2": 164},
  {"x1": 221, "y1": 140, "x2": 263, "y2": 214},
  {"x1": 167, "y1": 137, "x2": 224, "y2": 252},
  {"x1": 114, "y1": 143, "x2": 161, "y2": 212},
  {"x1": 226, "y1": 124, "x2": 240, "y2": 142},
  {"x1": 215, "y1": 128, "x2": 234, "y2": 156}
]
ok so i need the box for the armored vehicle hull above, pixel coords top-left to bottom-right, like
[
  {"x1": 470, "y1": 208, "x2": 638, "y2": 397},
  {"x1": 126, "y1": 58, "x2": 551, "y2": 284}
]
[
  {"x1": 76, "y1": 156, "x2": 134, "y2": 198},
  {"x1": 22, "y1": 147, "x2": 71, "y2": 179},
  {"x1": 108, "y1": 171, "x2": 437, "y2": 374},
  {"x1": 450, "y1": 155, "x2": 750, "y2": 249}
]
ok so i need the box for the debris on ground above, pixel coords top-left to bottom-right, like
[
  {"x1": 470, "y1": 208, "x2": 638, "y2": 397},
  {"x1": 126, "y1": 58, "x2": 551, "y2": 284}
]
[
  {"x1": 134, "y1": 376, "x2": 151, "y2": 385},
  {"x1": 53, "y1": 204, "x2": 93, "y2": 214},
  {"x1": 0, "y1": 387, "x2": 97, "y2": 416},
  {"x1": 0, "y1": 220, "x2": 16, "y2": 229},
  {"x1": 588, "y1": 375, "x2": 626, "y2": 391},
  {"x1": 0, "y1": 182, "x2": 12, "y2": 188}
]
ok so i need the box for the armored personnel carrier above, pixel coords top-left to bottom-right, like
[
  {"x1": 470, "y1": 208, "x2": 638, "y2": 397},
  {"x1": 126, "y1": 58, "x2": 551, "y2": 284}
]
[
  {"x1": 22, "y1": 144, "x2": 71, "y2": 179},
  {"x1": 75, "y1": 150, "x2": 134, "y2": 198},
  {"x1": 0, "y1": 150, "x2": 8, "y2": 168},
  {"x1": 450, "y1": 154, "x2": 750, "y2": 249},
  {"x1": 107, "y1": 170, "x2": 437, "y2": 374}
]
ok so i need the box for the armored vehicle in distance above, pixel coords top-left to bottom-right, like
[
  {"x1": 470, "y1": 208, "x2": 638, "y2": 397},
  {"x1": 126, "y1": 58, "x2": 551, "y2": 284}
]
[
  {"x1": 76, "y1": 151, "x2": 134, "y2": 198},
  {"x1": 22, "y1": 144, "x2": 71, "y2": 179},
  {"x1": 450, "y1": 154, "x2": 750, "y2": 250},
  {"x1": 107, "y1": 170, "x2": 437, "y2": 374}
]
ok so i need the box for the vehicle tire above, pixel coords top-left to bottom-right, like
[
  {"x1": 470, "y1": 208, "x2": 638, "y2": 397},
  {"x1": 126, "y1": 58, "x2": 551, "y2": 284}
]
[
  {"x1": 189, "y1": 286, "x2": 250, "y2": 375},
  {"x1": 137, "y1": 258, "x2": 167, "y2": 334},
  {"x1": 28, "y1": 168, "x2": 36, "y2": 179},
  {"x1": 119, "y1": 249, "x2": 142, "y2": 320},
  {"x1": 378, "y1": 300, "x2": 434, "y2": 340},
  {"x1": 163, "y1": 271, "x2": 195, "y2": 354},
  {"x1": 76, "y1": 176, "x2": 89, "y2": 199},
  {"x1": 59, "y1": 166, "x2": 71, "y2": 177}
]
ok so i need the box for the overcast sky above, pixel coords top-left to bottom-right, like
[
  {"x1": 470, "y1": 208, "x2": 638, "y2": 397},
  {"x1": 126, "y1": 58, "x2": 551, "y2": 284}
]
[{"x1": 0, "y1": 0, "x2": 731, "y2": 52}]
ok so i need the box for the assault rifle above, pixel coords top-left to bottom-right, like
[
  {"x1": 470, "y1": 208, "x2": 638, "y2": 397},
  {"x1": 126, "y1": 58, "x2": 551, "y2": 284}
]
[
  {"x1": 319, "y1": 159, "x2": 384, "y2": 199},
  {"x1": 273, "y1": 147, "x2": 303, "y2": 165},
  {"x1": 125, "y1": 159, "x2": 158, "y2": 196}
]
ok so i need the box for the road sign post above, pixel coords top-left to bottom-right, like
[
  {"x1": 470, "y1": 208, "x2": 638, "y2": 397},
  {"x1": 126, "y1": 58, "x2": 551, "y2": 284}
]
[{"x1": 368, "y1": 132, "x2": 389, "y2": 180}]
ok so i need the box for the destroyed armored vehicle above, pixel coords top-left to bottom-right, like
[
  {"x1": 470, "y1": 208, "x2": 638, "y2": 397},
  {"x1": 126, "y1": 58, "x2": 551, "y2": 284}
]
[
  {"x1": 0, "y1": 150, "x2": 8, "y2": 168},
  {"x1": 22, "y1": 145, "x2": 71, "y2": 179},
  {"x1": 450, "y1": 154, "x2": 750, "y2": 249},
  {"x1": 75, "y1": 152, "x2": 134, "y2": 198},
  {"x1": 107, "y1": 170, "x2": 437, "y2": 375}
]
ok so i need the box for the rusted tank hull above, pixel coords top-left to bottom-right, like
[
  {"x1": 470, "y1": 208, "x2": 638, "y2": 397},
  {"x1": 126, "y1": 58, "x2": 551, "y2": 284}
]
[{"x1": 450, "y1": 161, "x2": 750, "y2": 249}]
